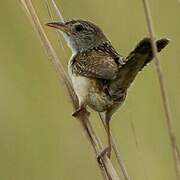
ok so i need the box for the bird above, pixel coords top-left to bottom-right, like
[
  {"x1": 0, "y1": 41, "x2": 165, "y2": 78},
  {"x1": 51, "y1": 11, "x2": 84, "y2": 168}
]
[{"x1": 46, "y1": 19, "x2": 169, "y2": 159}]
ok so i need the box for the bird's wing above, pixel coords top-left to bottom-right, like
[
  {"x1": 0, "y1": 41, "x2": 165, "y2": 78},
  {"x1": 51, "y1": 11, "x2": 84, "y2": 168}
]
[{"x1": 72, "y1": 51, "x2": 119, "y2": 80}]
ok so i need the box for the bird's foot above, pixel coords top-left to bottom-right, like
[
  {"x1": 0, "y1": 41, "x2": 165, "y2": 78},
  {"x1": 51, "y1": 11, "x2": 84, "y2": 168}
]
[
  {"x1": 97, "y1": 147, "x2": 111, "y2": 164},
  {"x1": 72, "y1": 107, "x2": 90, "y2": 117}
]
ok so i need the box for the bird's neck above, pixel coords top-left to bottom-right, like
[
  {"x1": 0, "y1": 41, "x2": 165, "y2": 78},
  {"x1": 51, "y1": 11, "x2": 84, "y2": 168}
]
[{"x1": 71, "y1": 40, "x2": 112, "y2": 55}]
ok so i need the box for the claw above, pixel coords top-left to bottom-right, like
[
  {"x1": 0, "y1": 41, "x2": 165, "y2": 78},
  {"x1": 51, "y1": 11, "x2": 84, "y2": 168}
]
[
  {"x1": 72, "y1": 107, "x2": 90, "y2": 117},
  {"x1": 97, "y1": 147, "x2": 111, "y2": 164}
]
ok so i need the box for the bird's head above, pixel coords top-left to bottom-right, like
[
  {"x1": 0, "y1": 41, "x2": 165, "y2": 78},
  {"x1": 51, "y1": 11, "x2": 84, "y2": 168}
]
[{"x1": 46, "y1": 19, "x2": 109, "y2": 53}]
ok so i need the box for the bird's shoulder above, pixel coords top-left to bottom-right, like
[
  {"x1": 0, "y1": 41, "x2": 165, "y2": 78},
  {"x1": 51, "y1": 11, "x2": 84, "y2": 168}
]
[{"x1": 71, "y1": 42, "x2": 125, "y2": 80}]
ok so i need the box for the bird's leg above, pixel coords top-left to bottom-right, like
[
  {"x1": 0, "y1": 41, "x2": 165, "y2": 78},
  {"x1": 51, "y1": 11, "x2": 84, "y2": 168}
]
[
  {"x1": 97, "y1": 112, "x2": 112, "y2": 163},
  {"x1": 106, "y1": 117, "x2": 111, "y2": 158}
]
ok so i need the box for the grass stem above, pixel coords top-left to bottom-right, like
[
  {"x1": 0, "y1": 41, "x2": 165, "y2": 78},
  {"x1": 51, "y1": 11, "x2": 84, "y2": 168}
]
[{"x1": 142, "y1": 0, "x2": 180, "y2": 179}]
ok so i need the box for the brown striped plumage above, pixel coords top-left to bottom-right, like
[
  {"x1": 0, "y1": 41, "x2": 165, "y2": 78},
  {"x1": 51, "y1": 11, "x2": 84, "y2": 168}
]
[
  {"x1": 46, "y1": 19, "x2": 169, "y2": 158},
  {"x1": 71, "y1": 42, "x2": 124, "y2": 80}
]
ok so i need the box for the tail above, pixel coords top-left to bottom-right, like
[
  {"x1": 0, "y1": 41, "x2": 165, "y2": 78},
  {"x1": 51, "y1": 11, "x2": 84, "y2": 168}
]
[
  {"x1": 108, "y1": 37, "x2": 170, "y2": 99},
  {"x1": 132, "y1": 37, "x2": 170, "y2": 70}
]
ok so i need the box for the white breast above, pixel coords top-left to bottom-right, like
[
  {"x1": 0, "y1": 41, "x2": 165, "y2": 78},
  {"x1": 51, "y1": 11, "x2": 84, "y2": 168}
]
[{"x1": 68, "y1": 59, "x2": 92, "y2": 106}]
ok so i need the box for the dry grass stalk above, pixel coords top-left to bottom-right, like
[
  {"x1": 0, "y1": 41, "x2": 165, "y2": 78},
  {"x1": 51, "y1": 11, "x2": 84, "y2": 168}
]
[
  {"x1": 142, "y1": 0, "x2": 180, "y2": 179},
  {"x1": 176, "y1": 145, "x2": 180, "y2": 163},
  {"x1": 51, "y1": 0, "x2": 64, "y2": 22},
  {"x1": 19, "y1": 0, "x2": 121, "y2": 179},
  {"x1": 99, "y1": 114, "x2": 130, "y2": 180},
  {"x1": 45, "y1": 0, "x2": 66, "y2": 54}
]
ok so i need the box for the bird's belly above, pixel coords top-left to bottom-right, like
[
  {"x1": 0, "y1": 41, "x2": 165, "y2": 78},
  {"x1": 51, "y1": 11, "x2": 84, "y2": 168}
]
[
  {"x1": 71, "y1": 75, "x2": 90, "y2": 104},
  {"x1": 70, "y1": 74, "x2": 113, "y2": 112},
  {"x1": 87, "y1": 89, "x2": 114, "y2": 112}
]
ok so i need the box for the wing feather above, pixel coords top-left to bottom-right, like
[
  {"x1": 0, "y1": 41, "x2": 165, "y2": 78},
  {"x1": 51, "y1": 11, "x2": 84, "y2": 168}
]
[{"x1": 72, "y1": 51, "x2": 119, "y2": 80}]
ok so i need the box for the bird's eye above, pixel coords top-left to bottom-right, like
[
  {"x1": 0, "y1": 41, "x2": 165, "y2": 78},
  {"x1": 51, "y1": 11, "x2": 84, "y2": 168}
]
[{"x1": 74, "y1": 24, "x2": 84, "y2": 32}]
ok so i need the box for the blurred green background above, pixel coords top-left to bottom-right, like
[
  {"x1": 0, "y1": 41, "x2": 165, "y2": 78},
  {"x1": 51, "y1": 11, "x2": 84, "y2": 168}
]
[{"x1": 0, "y1": 0, "x2": 180, "y2": 180}]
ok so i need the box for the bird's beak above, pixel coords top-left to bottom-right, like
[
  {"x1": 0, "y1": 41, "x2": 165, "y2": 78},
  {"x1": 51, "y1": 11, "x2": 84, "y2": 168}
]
[{"x1": 46, "y1": 21, "x2": 71, "y2": 34}]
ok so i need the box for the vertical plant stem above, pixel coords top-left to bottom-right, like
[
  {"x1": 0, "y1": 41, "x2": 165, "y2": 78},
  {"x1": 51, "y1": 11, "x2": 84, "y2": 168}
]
[
  {"x1": 51, "y1": 0, "x2": 65, "y2": 22},
  {"x1": 99, "y1": 114, "x2": 130, "y2": 180},
  {"x1": 19, "y1": 0, "x2": 121, "y2": 179},
  {"x1": 142, "y1": 0, "x2": 180, "y2": 179},
  {"x1": 45, "y1": 0, "x2": 66, "y2": 54}
]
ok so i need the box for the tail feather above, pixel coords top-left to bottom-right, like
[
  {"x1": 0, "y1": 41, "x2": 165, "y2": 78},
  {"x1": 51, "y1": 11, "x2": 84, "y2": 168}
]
[
  {"x1": 133, "y1": 37, "x2": 170, "y2": 70},
  {"x1": 108, "y1": 37, "x2": 170, "y2": 99}
]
